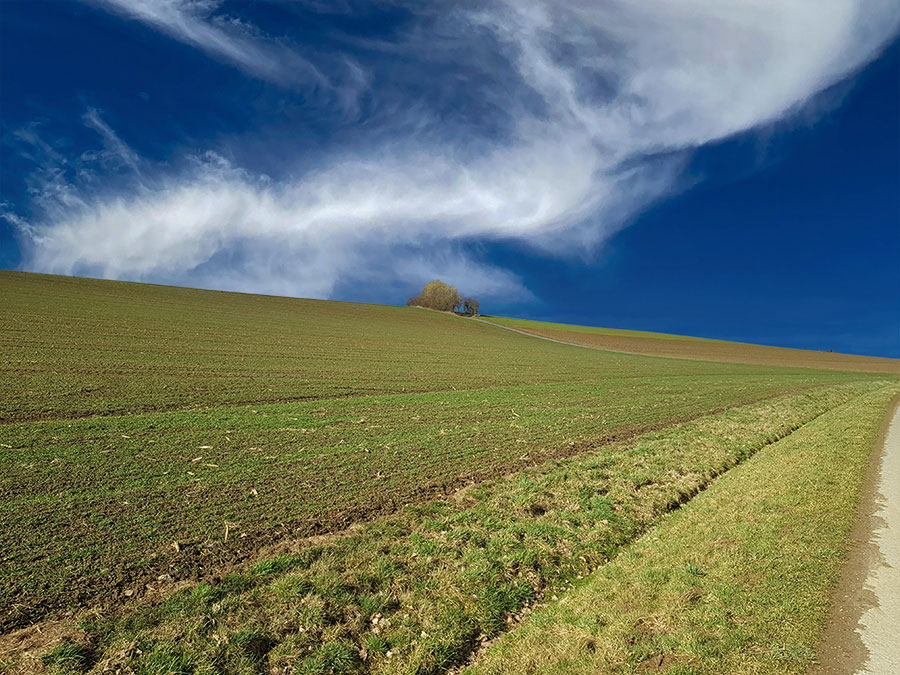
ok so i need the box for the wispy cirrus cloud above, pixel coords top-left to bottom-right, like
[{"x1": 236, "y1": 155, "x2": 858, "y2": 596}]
[
  {"x1": 84, "y1": 0, "x2": 328, "y2": 87},
  {"x1": 9, "y1": 0, "x2": 900, "y2": 301},
  {"x1": 81, "y1": 108, "x2": 142, "y2": 175}
]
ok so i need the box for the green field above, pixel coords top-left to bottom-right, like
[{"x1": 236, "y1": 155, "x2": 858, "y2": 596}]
[
  {"x1": 481, "y1": 315, "x2": 899, "y2": 373},
  {"x1": 1, "y1": 271, "x2": 897, "y2": 674},
  {"x1": 1, "y1": 272, "x2": 823, "y2": 423}
]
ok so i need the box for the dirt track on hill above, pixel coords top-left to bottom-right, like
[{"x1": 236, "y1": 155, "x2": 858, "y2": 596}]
[
  {"x1": 474, "y1": 319, "x2": 899, "y2": 374},
  {"x1": 815, "y1": 398, "x2": 900, "y2": 674}
]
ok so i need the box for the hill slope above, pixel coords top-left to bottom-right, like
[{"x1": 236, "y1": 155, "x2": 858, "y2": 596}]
[
  {"x1": 0, "y1": 271, "x2": 896, "y2": 667},
  {"x1": 482, "y1": 315, "x2": 898, "y2": 373},
  {"x1": 4, "y1": 271, "x2": 869, "y2": 424}
]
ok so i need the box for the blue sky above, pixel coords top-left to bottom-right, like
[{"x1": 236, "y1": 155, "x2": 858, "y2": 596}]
[{"x1": 1, "y1": 1, "x2": 898, "y2": 357}]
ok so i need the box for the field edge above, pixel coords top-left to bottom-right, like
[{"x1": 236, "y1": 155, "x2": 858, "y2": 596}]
[{"x1": 466, "y1": 384, "x2": 899, "y2": 674}]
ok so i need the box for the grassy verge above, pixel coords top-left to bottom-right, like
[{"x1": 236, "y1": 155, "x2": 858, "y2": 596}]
[
  {"x1": 468, "y1": 385, "x2": 898, "y2": 674},
  {"x1": 28, "y1": 382, "x2": 883, "y2": 674}
]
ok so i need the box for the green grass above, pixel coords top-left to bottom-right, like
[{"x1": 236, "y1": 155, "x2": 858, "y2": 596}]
[
  {"x1": 468, "y1": 385, "x2": 898, "y2": 674},
  {"x1": 40, "y1": 642, "x2": 92, "y2": 673},
  {"x1": 1, "y1": 271, "x2": 896, "y2": 674},
  {"x1": 5, "y1": 374, "x2": 859, "y2": 630},
  {"x1": 3, "y1": 272, "x2": 889, "y2": 630},
  {"x1": 48, "y1": 382, "x2": 893, "y2": 674},
  {"x1": 2, "y1": 271, "x2": 819, "y2": 423}
]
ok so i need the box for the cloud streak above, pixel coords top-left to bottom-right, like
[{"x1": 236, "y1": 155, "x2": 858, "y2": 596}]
[
  {"x1": 12, "y1": 0, "x2": 900, "y2": 301},
  {"x1": 84, "y1": 0, "x2": 327, "y2": 86},
  {"x1": 81, "y1": 108, "x2": 143, "y2": 175}
]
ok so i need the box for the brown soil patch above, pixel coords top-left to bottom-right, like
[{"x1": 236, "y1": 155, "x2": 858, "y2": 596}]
[{"x1": 0, "y1": 620, "x2": 89, "y2": 674}]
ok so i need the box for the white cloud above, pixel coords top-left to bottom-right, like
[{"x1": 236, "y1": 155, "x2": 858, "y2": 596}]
[
  {"x1": 13, "y1": 0, "x2": 900, "y2": 301},
  {"x1": 81, "y1": 108, "x2": 142, "y2": 174},
  {"x1": 84, "y1": 0, "x2": 327, "y2": 86}
]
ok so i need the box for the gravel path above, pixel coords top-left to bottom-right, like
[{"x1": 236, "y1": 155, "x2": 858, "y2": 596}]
[{"x1": 815, "y1": 400, "x2": 900, "y2": 674}]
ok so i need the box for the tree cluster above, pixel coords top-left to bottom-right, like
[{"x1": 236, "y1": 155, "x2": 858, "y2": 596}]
[{"x1": 406, "y1": 280, "x2": 480, "y2": 315}]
